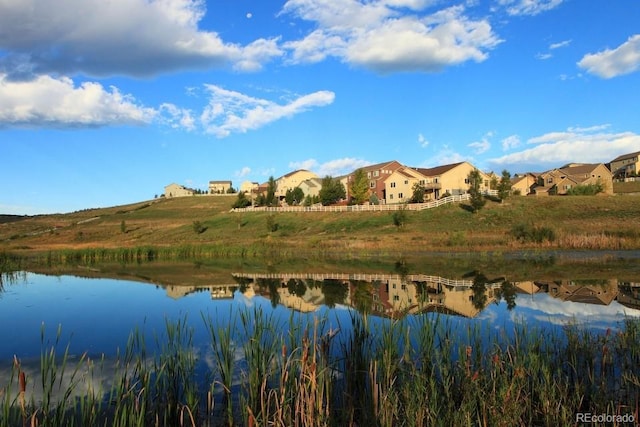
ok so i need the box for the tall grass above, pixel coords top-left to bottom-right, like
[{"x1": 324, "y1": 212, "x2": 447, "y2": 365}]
[{"x1": 2, "y1": 310, "x2": 639, "y2": 426}]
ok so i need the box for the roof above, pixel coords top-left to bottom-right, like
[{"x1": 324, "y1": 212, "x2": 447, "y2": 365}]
[
  {"x1": 558, "y1": 163, "x2": 605, "y2": 176},
  {"x1": 209, "y1": 180, "x2": 232, "y2": 184},
  {"x1": 280, "y1": 169, "x2": 314, "y2": 179},
  {"x1": 611, "y1": 151, "x2": 640, "y2": 163},
  {"x1": 412, "y1": 162, "x2": 465, "y2": 177},
  {"x1": 359, "y1": 160, "x2": 403, "y2": 173}
]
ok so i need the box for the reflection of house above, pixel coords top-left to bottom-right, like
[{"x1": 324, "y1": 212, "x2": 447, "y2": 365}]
[
  {"x1": 275, "y1": 170, "x2": 318, "y2": 199},
  {"x1": 537, "y1": 279, "x2": 618, "y2": 305},
  {"x1": 533, "y1": 163, "x2": 613, "y2": 195},
  {"x1": 512, "y1": 281, "x2": 541, "y2": 294},
  {"x1": 412, "y1": 162, "x2": 491, "y2": 200},
  {"x1": 209, "y1": 180, "x2": 233, "y2": 194},
  {"x1": 164, "y1": 183, "x2": 195, "y2": 198},
  {"x1": 210, "y1": 284, "x2": 237, "y2": 299},
  {"x1": 610, "y1": 151, "x2": 640, "y2": 179},
  {"x1": 617, "y1": 282, "x2": 640, "y2": 310},
  {"x1": 166, "y1": 285, "x2": 199, "y2": 299}
]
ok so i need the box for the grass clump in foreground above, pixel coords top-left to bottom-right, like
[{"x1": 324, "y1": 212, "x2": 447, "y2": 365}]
[{"x1": 2, "y1": 311, "x2": 639, "y2": 426}]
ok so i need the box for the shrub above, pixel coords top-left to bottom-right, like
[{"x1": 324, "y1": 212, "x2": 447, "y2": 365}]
[
  {"x1": 511, "y1": 223, "x2": 555, "y2": 243},
  {"x1": 266, "y1": 214, "x2": 279, "y2": 232},
  {"x1": 192, "y1": 221, "x2": 207, "y2": 234},
  {"x1": 391, "y1": 206, "x2": 408, "y2": 228},
  {"x1": 567, "y1": 183, "x2": 604, "y2": 195}
]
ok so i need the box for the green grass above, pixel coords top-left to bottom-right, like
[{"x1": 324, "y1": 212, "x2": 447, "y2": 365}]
[{"x1": 2, "y1": 194, "x2": 640, "y2": 256}]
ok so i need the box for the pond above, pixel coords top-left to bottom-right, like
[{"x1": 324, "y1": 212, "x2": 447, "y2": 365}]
[{"x1": 1, "y1": 255, "x2": 639, "y2": 426}]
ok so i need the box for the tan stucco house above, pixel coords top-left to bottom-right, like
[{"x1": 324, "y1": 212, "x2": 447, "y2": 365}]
[
  {"x1": 164, "y1": 183, "x2": 195, "y2": 198},
  {"x1": 298, "y1": 177, "x2": 323, "y2": 198},
  {"x1": 275, "y1": 170, "x2": 318, "y2": 199},
  {"x1": 412, "y1": 161, "x2": 491, "y2": 200},
  {"x1": 209, "y1": 180, "x2": 233, "y2": 194},
  {"x1": 610, "y1": 150, "x2": 640, "y2": 179},
  {"x1": 382, "y1": 167, "x2": 426, "y2": 203},
  {"x1": 239, "y1": 181, "x2": 259, "y2": 194},
  {"x1": 533, "y1": 163, "x2": 613, "y2": 195},
  {"x1": 511, "y1": 173, "x2": 538, "y2": 195}
]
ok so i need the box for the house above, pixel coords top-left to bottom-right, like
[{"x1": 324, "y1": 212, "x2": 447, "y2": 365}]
[
  {"x1": 209, "y1": 180, "x2": 233, "y2": 194},
  {"x1": 345, "y1": 160, "x2": 404, "y2": 203},
  {"x1": 382, "y1": 167, "x2": 426, "y2": 203},
  {"x1": 298, "y1": 177, "x2": 323, "y2": 198},
  {"x1": 164, "y1": 183, "x2": 195, "y2": 198},
  {"x1": 412, "y1": 161, "x2": 491, "y2": 200},
  {"x1": 510, "y1": 173, "x2": 538, "y2": 195},
  {"x1": 610, "y1": 150, "x2": 640, "y2": 179},
  {"x1": 533, "y1": 163, "x2": 613, "y2": 195},
  {"x1": 275, "y1": 170, "x2": 318, "y2": 199},
  {"x1": 239, "y1": 181, "x2": 259, "y2": 194}
]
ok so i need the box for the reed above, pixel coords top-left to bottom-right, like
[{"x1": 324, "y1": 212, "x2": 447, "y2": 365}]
[{"x1": 2, "y1": 311, "x2": 639, "y2": 426}]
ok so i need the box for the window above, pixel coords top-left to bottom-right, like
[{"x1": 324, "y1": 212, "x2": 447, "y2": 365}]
[
  {"x1": 389, "y1": 194, "x2": 394, "y2": 199},
  {"x1": 370, "y1": 181, "x2": 375, "y2": 188},
  {"x1": 398, "y1": 193, "x2": 403, "y2": 198},
  {"x1": 464, "y1": 178, "x2": 469, "y2": 184},
  {"x1": 393, "y1": 295, "x2": 400, "y2": 301},
  {"x1": 390, "y1": 182, "x2": 396, "y2": 188},
  {"x1": 404, "y1": 180, "x2": 408, "y2": 185},
  {"x1": 547, "y1": 178, "x2": 553, "y2": 184},
  {"x1": 374, "y1": 171, "x2": 379, "y2": 177}
]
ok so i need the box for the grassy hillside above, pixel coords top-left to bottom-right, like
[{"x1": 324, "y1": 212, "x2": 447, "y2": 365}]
[{"x1": 2, "y1": 193, "x2": 640, "y2": 257}]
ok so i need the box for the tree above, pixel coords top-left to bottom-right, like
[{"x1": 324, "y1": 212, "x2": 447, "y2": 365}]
[
  {"x1": 266, "y1": 176, "x2": 277, "y2": 207},
  {"x1": 467, "y1": 169, "x2": 486, "y2": 213},
  {"x1": 392, "y1": 204, "x2": 408, "y2": 229},
  {"x1": 349, "y1": 168, "x2": 369, "y2": 204},
  {"x1": 285, "y1": 187, "x2": 304, "y2": 205},
  {"x1": 232, "y1": 191, "x2": 251, "y2": 209},
  {"x1": 318, "y1": 176, "x2": 346, "y2": 206},
  {"x1": 410, "y1": 182, "x2": 425, "y2": 203},
  {"x1": 497, "y1": 169, "x2": 512, "y2": 202}
]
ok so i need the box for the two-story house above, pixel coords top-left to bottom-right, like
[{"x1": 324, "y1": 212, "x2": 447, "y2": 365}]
[
  {"x1": 610, "y1": 151, "x2": 640, "y2": 180},
  {"x1": 412, "y1": 161, "x2": 491, "y2": 200}
]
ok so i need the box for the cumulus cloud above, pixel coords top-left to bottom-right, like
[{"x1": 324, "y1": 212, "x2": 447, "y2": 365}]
[
  {"x1": 497, "y1": 0, "x2": 563, "y2": 16},
  {"x1": 501, "y1": 135, "x2": 521, "y2": 151},
  {"x1": 418, "y1": 133, "x2": 429, "y2": 147},
  {"x1": 159, "y1": 103, "x2": 196, "y2": 131},
  {"x1": 281, "y1": 2, "x2": 501, "y2": 73},
  {"x1": 200, "y1": 85, "x2": 335, "y2": 138},
  {"x1": 0, "y1": 74, "x2": 155, "y2": 128},
  {"x1": 0, "y1": 0, "x2": 282, "y2": 78},
  {"x1": 289, "y1": 157, "x2": 372, "y2": 176},
  {"x1": 468, "y1": 132, "x2": 492, "y2": 154},
  {"x1": 578, "y1": 34, "x2": 640, "y2": 79},
  {"x1": 489, "y1": 125, "x2": 640, "y2": 170}
]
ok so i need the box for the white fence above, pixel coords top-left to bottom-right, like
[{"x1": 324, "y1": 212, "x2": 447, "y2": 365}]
[{"x1": 231, "y1": 194, "x2": 474, "y2": 213}]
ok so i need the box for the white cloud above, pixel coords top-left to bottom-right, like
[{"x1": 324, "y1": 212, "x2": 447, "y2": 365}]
[
  {"x1": 489, "y1": 126, "x2": 640, "y2": 170},
  {"x1": 536, "y1": 52, "x2": 552, "y2": 60},
  {"x1": 497, "y1": 0, "x2": 563, "y2": 16},
  {"x1": 200, "y1": 85, "x2": 335, "y2": 138},
  {"x1": 0, "y1": 0, "x2": 282, "y2": 78},
  {"x1": 290, "y1": 157, "x2": 372, "y2": 176},
  {"x1": 159, "y1": 103, "x2": 195, "y2": 131},
  {"x1": 501, "y1": 135, "x2": 521, "y2": 151},
  {"x1": 0, "y1": 74, "x2": 155, "y2": 128},
  {"x1": 468, "y1": 132, "x2": 492, "y2": 154},
  {"x1": 420, "y1": 146, "x2": 468, "y2": 167},
  {"x1": 282, "y1": 2, "x2": 501, "y2": 73},
  {"x1": 235, "y1": 167, "x2": 252, "y2": 178},
  {"x1": 578, "y1": 34, "x2": 640, "y2": 79},
  {"x1": 550, "y1": 39, "x2": 571, "y2": 49},
  {"x1": 418, "y1": 133, "x2": 429, "y2": 147}
]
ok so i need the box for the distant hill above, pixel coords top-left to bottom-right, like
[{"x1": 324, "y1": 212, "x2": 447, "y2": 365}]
[{"x1": 0, "y1": 215, "x2": 27, "y2": 224}]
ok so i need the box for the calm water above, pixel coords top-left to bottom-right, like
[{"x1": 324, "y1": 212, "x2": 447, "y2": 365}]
[{"x1": 1, "y1": 265, "x2": 639, "y2": 363}]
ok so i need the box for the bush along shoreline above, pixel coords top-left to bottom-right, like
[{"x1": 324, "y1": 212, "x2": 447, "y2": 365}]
[{"x1": 2, "y1": 308, "x2": 639, "y2": 426}]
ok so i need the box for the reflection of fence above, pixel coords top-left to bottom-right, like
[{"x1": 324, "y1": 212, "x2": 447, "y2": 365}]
[
  {"x1": 233, "y1": 272, "x2": 474, "y2": 288},
  {"x1": 230, "y1": 194, "x2": 471, "y2": 213}
]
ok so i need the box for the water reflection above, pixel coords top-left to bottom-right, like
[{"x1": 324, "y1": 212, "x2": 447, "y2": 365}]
[{"x1": 229, "y1": 272, "x2": 640, "y2": 319}]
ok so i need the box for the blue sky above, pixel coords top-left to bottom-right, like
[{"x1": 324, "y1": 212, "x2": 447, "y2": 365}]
[{"x1": 1, "y1": 0, "x2": 639, "y2": 214}]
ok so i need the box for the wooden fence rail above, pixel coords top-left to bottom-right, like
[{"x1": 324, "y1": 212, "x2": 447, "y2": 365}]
[{"x1": 229, "y1": 193, "x2": 490, "y2": 213}]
